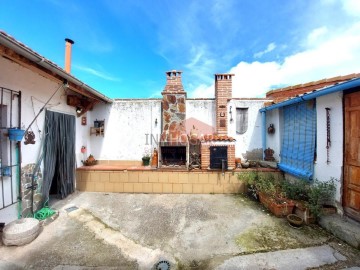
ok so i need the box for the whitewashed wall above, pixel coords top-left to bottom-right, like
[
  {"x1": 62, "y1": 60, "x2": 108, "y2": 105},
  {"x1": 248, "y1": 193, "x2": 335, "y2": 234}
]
[
  {"x1": 91, "y1": 98, "x2": 265, "y2": 162},
  {"x1": 0, "y1": 56, "x2": 91, "y2": 221},
  {"x1": 89, "y1": 99, "x2": 215, "y2": 161},
  {"x1": 89, "y1": 99, "x2": 162, "y2": 160},
  {"x1": 228, "y1": 99, "x2": 266, "y2": 160},
  {"x1": 314, "y1": 92, "x2": 343, "y2": 203},
  {"x1": 186, "y1": 99, "x2": 216, "y2": 133},
  {"x1": 264, "y1": 109, "x2": 281, "y2": 161}
]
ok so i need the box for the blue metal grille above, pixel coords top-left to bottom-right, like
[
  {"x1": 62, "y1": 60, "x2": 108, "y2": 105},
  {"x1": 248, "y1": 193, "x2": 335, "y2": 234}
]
[{"x1": 278, "y1": 100, "x2": 316, "y2": 180}]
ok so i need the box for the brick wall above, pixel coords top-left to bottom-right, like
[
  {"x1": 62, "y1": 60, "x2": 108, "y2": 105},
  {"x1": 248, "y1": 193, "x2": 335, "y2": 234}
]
[
  {"x1": 201, "y1": 144, "x2": 210, "y2": 169},
  {"x1": 228, "y1": 145, "x2": 235, "y2": 168}
]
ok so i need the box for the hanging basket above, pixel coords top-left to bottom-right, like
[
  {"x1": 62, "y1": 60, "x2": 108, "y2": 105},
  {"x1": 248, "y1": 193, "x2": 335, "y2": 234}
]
[{"x1": 8, "y1": 128, "x2": 25, "y2": 141}]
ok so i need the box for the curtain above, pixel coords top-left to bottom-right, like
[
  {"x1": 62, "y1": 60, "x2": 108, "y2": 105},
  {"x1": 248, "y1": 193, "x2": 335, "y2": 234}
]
[
  {"x1": 278, "y1": 100, "x2": 317, "y2": 180},
  {"x1": 42, "y1": 110, "x2": 75, "y2": 203}
]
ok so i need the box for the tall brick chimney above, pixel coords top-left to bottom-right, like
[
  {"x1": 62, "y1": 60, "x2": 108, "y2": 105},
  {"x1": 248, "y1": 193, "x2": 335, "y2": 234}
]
[
  {"x1": 64, "y1": 38, "x2": 74, "y2": 73},
  {"x1": 215, "y1": 73, "x2": 234, "y2": 135}
]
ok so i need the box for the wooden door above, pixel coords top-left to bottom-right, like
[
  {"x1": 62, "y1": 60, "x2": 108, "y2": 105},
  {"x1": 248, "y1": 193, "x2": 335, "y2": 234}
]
[{"x1": 344, "y1": 91, "x2": 360, "y2": 221}]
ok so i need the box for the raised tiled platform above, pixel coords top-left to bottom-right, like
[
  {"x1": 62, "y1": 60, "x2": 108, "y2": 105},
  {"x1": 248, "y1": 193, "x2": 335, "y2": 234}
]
[{"x1": 76, "y1": 164, "x2": 281, "y2": 194}]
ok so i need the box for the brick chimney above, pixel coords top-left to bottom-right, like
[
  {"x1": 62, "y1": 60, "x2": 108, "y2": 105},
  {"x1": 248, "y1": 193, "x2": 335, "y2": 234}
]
[
  {"x1": 64, "y1": 38, "x2": 74, "y2": 73},
  {"x1": 162, "y1": 70, "x2": 186, "y2": 94},
  {"x1": 215, "y1": 73, "x2": 234, "y2": 135}
]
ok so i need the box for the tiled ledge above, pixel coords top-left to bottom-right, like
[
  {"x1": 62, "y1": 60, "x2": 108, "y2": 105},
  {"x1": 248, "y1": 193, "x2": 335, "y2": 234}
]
[{"x1": 75, "y1": 169, "x2": 281, "y2": 194}]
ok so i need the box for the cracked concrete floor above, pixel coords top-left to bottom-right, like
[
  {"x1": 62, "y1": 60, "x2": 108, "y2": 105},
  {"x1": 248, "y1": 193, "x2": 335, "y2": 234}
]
[{"x1": 0, "y1": 191, "x2": 359, "y2": 269}]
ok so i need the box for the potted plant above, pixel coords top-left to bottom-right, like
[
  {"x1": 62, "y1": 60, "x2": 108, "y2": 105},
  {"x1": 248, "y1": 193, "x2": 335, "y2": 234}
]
[
  {"x1": 238, "y1": 171, "x2": 294, "y2": 217},
  {"x1": 282, "y1": 177, "x2": 337, "y2": 223},
  {"x1": 281, "y1": 178, "x2": 315, "y2": 224},
  {"x1": 142, "y1": 154, "x2": 150, "y2": 166},
  {"x1": 237, "y1": 171, "x2": 260, "y2": 200},
  {"x1": 307, "y1": 178, "x2": 337, "y2": 220}
]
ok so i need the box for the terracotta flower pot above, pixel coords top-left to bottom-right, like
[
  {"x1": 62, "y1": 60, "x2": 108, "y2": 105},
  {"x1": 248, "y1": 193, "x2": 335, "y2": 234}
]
[
  {"x1": 287, "y1": 214, "x2": 304, "y2": 228},
  {"x1": 259, "y1": 192, "x2": 295, "y2": 217}
]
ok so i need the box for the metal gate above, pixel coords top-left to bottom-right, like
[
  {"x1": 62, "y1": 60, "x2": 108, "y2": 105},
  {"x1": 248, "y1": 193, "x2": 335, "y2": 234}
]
[{"x1": 0, "y1": 87, "x2": 21, "y2": 210}]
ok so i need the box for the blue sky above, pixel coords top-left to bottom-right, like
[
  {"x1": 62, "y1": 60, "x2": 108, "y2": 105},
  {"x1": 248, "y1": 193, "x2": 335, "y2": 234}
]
[{"x1": 1, "y1": 0, "x2": 360, "y2": 99}]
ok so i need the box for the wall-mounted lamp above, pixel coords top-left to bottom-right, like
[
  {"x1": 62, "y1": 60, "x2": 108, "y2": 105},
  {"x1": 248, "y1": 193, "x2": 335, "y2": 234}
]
[
  {"x1": 155, "y1": 118, "x2": 158, "y2": 125},
  {"x1": 76, "y1": 106, "x2": 83, "y2": 114},
  {"x1": 268, "y1": 124, "x2": 275, "y2": 134},
  {"x1": 229, "y1": 106, "x2": 233, "y2": 122}
]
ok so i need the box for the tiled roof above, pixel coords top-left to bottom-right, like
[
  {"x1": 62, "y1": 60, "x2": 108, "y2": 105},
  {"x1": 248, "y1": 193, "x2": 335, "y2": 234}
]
[
  {"x1": 266, "y1": 73, "x2": 360, "y2": 103},
  {"x1": 0, "y1": 30, "x2": 112, "y2": 102},
  {"x1": 0, "y1": 30, "x2": 66, "y2": 73},
  {"x1": 189, "y1": 134, "x2": 236, "y2": 142}
]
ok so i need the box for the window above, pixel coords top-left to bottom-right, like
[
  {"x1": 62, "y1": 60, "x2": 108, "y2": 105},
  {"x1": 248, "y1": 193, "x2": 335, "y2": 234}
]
[
  {"x1": 278, "y1": 100, "x2": 316, "y2": 180},
  {"x1": 236, "y1": 108, "x2": 248, "y2": 134}
]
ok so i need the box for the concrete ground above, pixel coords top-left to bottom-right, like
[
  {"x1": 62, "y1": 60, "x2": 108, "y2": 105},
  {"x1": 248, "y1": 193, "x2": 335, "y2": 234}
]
[{"x1": 0, "y1": 191, "x2": 359, "y2": 269}]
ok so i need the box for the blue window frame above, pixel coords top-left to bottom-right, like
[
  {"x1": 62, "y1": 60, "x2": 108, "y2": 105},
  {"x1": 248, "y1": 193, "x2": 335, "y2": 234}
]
[{"x1": 278, "y1": 100, "x2": 316, "y2": 180}]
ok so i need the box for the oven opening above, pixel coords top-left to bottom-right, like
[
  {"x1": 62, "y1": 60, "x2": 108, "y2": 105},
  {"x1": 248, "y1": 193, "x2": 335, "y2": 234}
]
[
  {"x1": 210, "y1": 146, "x2": 228, "y2": 169},
  {"x1": 161, "y1": 146, "x2": 186, "y2": 166}
]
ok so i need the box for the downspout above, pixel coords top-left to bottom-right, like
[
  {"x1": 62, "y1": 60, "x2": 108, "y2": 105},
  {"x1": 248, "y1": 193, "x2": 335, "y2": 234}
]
[{"x1": 261, "y1": 111, "x2": 266, "y2": 160}]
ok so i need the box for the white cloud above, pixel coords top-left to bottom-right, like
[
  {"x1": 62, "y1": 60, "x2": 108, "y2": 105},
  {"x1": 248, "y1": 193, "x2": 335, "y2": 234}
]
[
  {"x1": 192, "y1": 20, "x2": 360, "y2": 98},
  {"x1": 75, "y1": 65, "x2": 121, "y2": 81},
  {"x1": 306, "y1": 27, "x2": 328, "y2": 46},
  {"x1": 254, "y1": 43, "x2": 277, "y2": 58},
  {"x1": 190, "y1": 83, "x2": 214, "y2": 98},
  {"x1": 342, "y1": 0, "x2": 360, "y2": 17}
]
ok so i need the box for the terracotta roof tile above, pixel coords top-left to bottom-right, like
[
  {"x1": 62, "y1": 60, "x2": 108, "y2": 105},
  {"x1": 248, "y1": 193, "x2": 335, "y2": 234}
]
[
  {"x1": 200, "y1": 134, "x2": 236, "y2": 142},
  {"x1": 266, "y1": 73, "x2": 360, "y2": 103}
]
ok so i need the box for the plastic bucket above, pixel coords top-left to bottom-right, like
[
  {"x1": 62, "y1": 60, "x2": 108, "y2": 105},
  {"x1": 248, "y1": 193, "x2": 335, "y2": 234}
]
[{"x1": 8, "y1": 128, "x2": 25, "y2": 141}]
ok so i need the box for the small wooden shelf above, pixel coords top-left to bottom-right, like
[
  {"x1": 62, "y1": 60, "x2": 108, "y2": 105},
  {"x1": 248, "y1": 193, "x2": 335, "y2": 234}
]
[{"x1": 90, "y1": 127, "x2": 104, "y2": 136}]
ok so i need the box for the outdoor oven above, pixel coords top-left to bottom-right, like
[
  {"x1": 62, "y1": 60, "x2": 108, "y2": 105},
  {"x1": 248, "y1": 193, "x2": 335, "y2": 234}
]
[{"x1": 161, "y1": 146, "x2": 186, "y2": 166}]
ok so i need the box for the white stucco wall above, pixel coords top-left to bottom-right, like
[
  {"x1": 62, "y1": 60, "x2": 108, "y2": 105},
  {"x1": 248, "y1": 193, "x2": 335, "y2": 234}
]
[
  {"x1": 264, "y1": 109, "x2": 281, "y2": 161},
  {"x1": 228, "y1": 99, "x2": 266, "y2": 160},
  {"x1": 89, "y1": 99, "x2": 162, "y2": 160},
  {"x1": 0, "y1": 56, "x2": 92, "y2": 220},
  {"x1": 314, "y1": 92, "x2": 343, "y2": 202},
  {"x1": 186, "y1": 99, "x2": 216, "y2": 133},
  {"x1": 90, "y1": 98, "x2": 265, "y2": 162}
]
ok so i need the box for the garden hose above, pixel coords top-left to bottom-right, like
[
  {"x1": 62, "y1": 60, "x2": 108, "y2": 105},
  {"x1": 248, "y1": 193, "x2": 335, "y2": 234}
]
[
  {"x1": 33, "y1": 198, "x2": 56, "y2": 220},
  {"x1": 34, "y1": 207, "x2": 56, "y2": 220}
]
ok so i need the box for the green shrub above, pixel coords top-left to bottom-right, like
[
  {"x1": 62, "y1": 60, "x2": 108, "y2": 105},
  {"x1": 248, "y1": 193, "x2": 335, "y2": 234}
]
[
  {"x1": 281, "y1": 178, "x2": 310, "y2": 201},
  {"x1": 307, "y1": 178, "x2": 337, "y2": 218}
]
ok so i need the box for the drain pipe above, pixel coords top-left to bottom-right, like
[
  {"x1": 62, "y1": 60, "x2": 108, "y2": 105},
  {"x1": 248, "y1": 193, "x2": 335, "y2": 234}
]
[{"x1": 261, "y1": 111, "x2": 266, "y2": 160}]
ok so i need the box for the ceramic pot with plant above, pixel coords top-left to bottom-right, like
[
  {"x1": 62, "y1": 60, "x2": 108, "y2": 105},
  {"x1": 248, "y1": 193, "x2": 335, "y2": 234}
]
[{"x1": 142, "y1": 156, "x2": 150, "y2": 166}]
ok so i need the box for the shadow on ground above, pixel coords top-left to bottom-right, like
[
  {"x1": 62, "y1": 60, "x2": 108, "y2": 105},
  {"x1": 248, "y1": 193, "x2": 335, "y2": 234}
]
[{"x1": 0, "y1": 192, "x2": 359, "y2": 269}]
